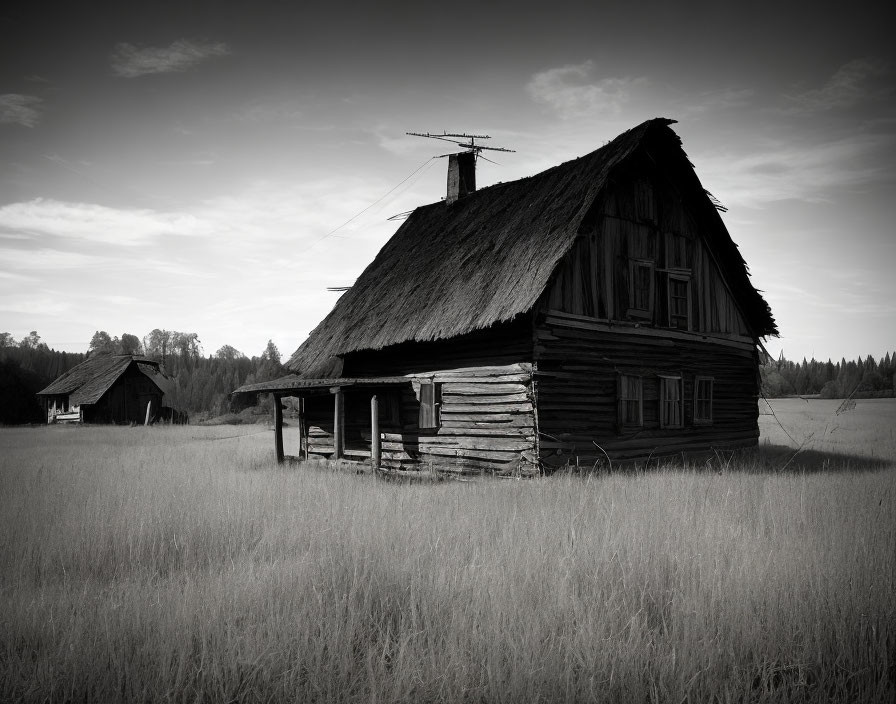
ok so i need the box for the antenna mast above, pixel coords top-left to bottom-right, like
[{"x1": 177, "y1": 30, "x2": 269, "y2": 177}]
[
  {"x1": 406, "y1": 131, "x2": 515, "y2": 160},
  {"x1": 407, "y1": 131, "x2": 515, "y2": 204}
]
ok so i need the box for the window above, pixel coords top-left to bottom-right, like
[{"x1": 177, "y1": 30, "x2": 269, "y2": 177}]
[
  {"x1": 694, "y1": 376, "x2": 714, "y2": 424},
  {"x1": 659, "y1": 375, "x2": 683, "y2": 429},
  {"x1": 617, "y1": 374, "x2": 643, "y2": 428},
  {"x1": 627, "y1": 259, "x2": 655, "y2": 319},
  {"x1": 418, "y1": 381, "x2": 440, "y2": 429},
  {"x1": 667, "y1": 274, "x2": 691, "y2": 330}
]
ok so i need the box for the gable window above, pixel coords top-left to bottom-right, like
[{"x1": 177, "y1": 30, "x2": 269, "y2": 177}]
[
  {"x1": 627, "y1": 259, "x2": 655, "y2": 320},
  {"x1": 617, "y1": 374, "x2": 643, "y2": 428},
  {"x1": 694, "y1": 376, "x2": 714, "y2": 425},
  {"x1": 659, "y1": 375, "x2": 683, "y2": 429},
  {"x1": 418, "y1": 381, "x2": 440, "y2": 429},
  {"x1": 667, "y1": 273, "x2": 691, "y2": 330}
]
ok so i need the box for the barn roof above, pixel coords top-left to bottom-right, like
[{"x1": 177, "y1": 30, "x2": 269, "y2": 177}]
[
  {"x1": 287, "y1": 118, "x2": 776, "y2": 377},
  {"x1": 36, "y1": 354, "x2": 167, "y2": 405}
]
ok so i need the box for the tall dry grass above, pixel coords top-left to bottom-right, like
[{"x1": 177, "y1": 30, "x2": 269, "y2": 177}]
[{"x1": 1, "y1": 420, "x2": 894, "y2": 703}]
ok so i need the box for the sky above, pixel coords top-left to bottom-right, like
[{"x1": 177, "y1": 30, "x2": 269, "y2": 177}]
[{"x1": 1, "y1": 0, "x2": 894, "y2": 364}]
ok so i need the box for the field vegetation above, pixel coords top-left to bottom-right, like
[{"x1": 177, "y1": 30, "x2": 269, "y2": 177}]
[{"x1": 1, "y1": 400, "x2": 894, "y2": 702}]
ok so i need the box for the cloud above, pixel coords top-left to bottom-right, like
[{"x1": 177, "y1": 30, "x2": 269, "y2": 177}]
[
  {"x1": 111, "y1": 39, "x2": 230, "y2": 78},
  {"x1": 678, "y1": 88, "x2": 755, "y2": 116},
  {"x1": 231, "y1": 99, "x2": 304, "y2": 124},
  {"x1": 784, "y1": 58, "x2": 890, "y2": 112},
  {"x1": 0, "y1": 199, "x2": 212, "y2": 245},
  {"x1": 0, "y1": 94, "x2": 43, "y2": 127},
  {"x1": 526, "y1": 61, "x2": 646, "y2": 118},
  {"x1": 692, "y1": 132, "x2": 893, "y2": 207}
]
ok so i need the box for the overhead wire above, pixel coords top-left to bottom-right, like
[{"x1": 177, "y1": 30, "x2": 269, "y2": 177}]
[{"x1": 306, "y1": 157, "x2": 437, "y2": 251}]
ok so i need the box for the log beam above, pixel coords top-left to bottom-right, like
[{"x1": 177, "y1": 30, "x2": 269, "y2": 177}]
[
  {"x1": 371, "y1": 394, "x2": 381, "y2": 470},
  {"x1": 332, "y1": 388, "x2": 344, "y2": 459},
  {"x1": 274, "y1": 393, "x2": 285, "y2": 464}
]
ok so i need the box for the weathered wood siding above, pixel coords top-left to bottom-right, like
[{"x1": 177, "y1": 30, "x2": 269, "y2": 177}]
[
  {"x1": 534, "y1": 309, "x2": 761, "y2": 466},
  {"x1": 299, "y1": 389, "x2": 408, "y2": 463},
  {"x1": 545, "y1": 166, "x2": 753, "y2": 337},
  {"x1": 83, "y1": 366, "x2": 163, "y2": 424},
  {"x1": 401, "y1": 364, "x2": 536, "y2": 474},
  {"x1": 342, "y1": 321, "x2": 537, "y2": 474}
]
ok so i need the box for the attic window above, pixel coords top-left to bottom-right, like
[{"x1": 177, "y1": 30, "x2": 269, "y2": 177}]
[
  {"x1": 617, "y1": 374, "x2": 643, "y2": 428},
  {"x1": 418, "y1": 381, "x2": 440, "y2": 429},
  {"x1": 667, "y1": 273, "x2": 691, "y2": 330},
  {"x1": 659, "y1": 375, "x2": 683, "y2": 429},
  {"x1": 628, "y1": 259, "x2": 655, "y2": 320}
]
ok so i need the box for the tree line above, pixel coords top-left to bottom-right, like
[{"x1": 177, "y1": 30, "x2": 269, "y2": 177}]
[
  {"x1": 2, "y1": 328, "x2": 894, "y2": 425},
  {"x1": 0, "y1": 329, "x2": 285, "y2": 425},
  {"x1": 760, "y1": 352, "x2": 896, "y2": 399}
]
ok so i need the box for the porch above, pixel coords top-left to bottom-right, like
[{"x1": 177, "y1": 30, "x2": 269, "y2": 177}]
[{"x1": 234, "y1": 376, "x2": 414, "y2": 469}]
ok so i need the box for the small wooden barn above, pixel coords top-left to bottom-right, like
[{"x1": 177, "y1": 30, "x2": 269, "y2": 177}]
[
  {"x1": 37, "y1": 354, "x2": 169, "y2": 424},
  {"x1": 235, "y1": 118, "x2": 776, "y2": 475}
]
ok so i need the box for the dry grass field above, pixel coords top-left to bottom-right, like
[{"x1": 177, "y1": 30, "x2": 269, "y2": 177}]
[{"x1": 1, "y1": 399, "x2": 894, "y2": 703}]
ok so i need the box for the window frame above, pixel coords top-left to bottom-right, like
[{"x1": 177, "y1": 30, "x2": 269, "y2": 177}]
[
  {"x1": 627, "y1": 259, "x2": 655, "y2": 320},
  {"x1": 418, "y1": 381, "x2": 441, "y2": 430},
  {"x1": 693, "y1": 376, "x2": 714, "y2": 425},
  {"x1": 658, "y1": 374, "x2": 684, "y2": 429},
  {"x1": 666, "y1": 272, "x2": 692, "y2": 331},
  {"x1": 617, "y1": 373, "x2": 643, "y2": 429}
]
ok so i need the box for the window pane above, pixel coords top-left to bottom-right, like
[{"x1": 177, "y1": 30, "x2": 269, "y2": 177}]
[
  {"x1": 668, "y1": 277, "x2": 689, "y2": 329},
  {"x1": 619, "y1": 374, "x2": 642, "y2": 427},
  {"x1": 695, "y1": 378, "x2": 713, "y2": 422},
  {"x1": 419, "y1": 383, "x2": 438, "y2": 429},
  {"x1": 633, "y1": 265, "x2": 651, "y2": 310},
  {"x1": 660, "y1": 377, "x2": 682, "y2": 428}
]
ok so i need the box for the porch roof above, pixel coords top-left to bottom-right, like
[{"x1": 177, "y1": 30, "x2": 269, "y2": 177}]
[{"x1": 233, "y1": 375, "x2": 412, "y2": 395}]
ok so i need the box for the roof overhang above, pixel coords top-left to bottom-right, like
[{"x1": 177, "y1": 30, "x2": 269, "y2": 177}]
[{"x1": 233, "y1": 375, "x2": 412, "y2": 396}]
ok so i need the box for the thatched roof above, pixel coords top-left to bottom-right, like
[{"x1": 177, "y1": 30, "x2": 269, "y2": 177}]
[
  {"x1": 37, "y1": 354, "x2": 167, "y2": 405},
  {"x1": 287, "y1": 118, "x2": 776, "y2": 377}
]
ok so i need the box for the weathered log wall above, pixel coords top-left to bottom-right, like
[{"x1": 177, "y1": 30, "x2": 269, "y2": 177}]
[
  {"x1": 400, "y1": 364, "x2": 536, "y2": 475},
  {"x1": 535, "y1": 309, "x2": 761, "y2": 467},
  {"x1": 342, "y1": 321, "x2": 537, "y2": 475}
]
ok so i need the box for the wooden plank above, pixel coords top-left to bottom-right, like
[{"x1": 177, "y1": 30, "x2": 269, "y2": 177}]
[
  {"x1": 439, "y1": 412, "x2": 532, "y2": 422},
  {"x1": 274, "y1": 394, "x2": 284, "y2": 464},
  {"x1": 442, "y1": 402, "x2": 534, "y2": 413},
  {"x1": 441, "y1": 383, "x2": 529, "y2": 395},
  {"x1": 371, "y1": 394, "x2": 380, "y2": 470},
  {"x1": 542, "y1": 312, "x2": 756, "y2": 350},
  {"x1": 332, "y1": 388, "x2": 344, "y2": 460},
  {"x1": 417, "y1": 446, "x2": 526, "y2": 462},
  {"x1": 431, "y1": 374, "x2": 532, "y2": 383},
  {"x1": 440, "y1": 418, "x2": 534, "y2": 429},
  {"x1": 431, "y1": 427, "x2": 534, "y2": 437},
  {"x1": 441, "y1": 393, "x2": 530, "y2": 404},
  {"x1": 419, "y1": 436, "x2": 534, "y2": 451}
]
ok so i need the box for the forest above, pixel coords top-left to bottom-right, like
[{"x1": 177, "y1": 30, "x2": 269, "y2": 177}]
[
  {"x1": 760, "y1": 351, "x2": 896, "y2": 400},
  {"x1": 0, "y1": 329, "x2": 284, "y2": 425},
  {"x1": 1, "y1": 328, "x2": 894, "y2": 425}
]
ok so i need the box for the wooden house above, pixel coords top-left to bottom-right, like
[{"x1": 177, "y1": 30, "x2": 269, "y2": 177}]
[
  {"x1": 37, "y1": 354, "x2": 169, "y2": 424},
  {"x1": 235, "y1": 118, "x2": 776, "y2": 475}
]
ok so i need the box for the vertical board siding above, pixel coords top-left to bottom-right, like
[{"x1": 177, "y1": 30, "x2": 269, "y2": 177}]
[{"x1": 544, "y1": 170, "x2": 752, "y2": 337}]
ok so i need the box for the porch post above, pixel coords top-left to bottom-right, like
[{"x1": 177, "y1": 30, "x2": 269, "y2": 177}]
[
  {"x1": 274, "y1": 393, "x2": 285, "y2": 464},
  {"x1": 332, "y1": 387, "x2": 344, "y2": 459},
  {"x1": 296, "y1": 396, "x2": 305, "y2": 460},
  {"x1": 370, "y1": 394, "x2": 380, "y2": 470}
]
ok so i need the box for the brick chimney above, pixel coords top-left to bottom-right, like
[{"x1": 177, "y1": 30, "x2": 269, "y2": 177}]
[{"x1": 446, "y1": 151, "x2": 476, "y2": 205}]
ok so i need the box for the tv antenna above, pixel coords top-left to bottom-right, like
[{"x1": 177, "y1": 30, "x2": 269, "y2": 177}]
[{"x1": 406, "y1": 131, "x2": 515, "y2": 163}]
